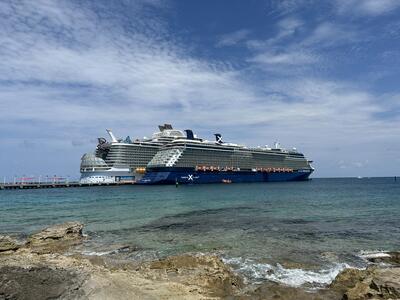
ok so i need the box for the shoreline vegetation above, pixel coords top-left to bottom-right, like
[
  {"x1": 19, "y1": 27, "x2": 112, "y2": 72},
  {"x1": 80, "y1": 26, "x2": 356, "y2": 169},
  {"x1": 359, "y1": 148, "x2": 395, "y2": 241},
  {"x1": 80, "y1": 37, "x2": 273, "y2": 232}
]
[{"x1": 0, "y1": 222, "x2": 399, "y2": 300}]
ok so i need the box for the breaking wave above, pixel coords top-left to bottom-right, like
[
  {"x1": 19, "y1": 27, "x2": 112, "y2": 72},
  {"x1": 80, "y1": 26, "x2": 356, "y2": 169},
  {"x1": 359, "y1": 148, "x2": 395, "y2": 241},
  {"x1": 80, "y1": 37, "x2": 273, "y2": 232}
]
[
  {"x1": 82, "y1": 250, "x2": 115, "y2": 256},
  {"x1": 81, "y1": 245, "x2": 132, "y2": 256},
  {"x1": 358, "y1": 250, "x2": 391, "y2": 260},
  {"x1": 222, "y1": 256, "x2": 352, "y2": 288}
]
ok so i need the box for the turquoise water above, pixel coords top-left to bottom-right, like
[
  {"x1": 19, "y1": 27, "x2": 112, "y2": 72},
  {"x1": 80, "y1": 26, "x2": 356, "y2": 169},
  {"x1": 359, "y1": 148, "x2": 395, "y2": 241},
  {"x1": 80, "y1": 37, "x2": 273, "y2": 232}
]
[{"x1": 1, "y1": 178, "x2": 399, "y2": 287}]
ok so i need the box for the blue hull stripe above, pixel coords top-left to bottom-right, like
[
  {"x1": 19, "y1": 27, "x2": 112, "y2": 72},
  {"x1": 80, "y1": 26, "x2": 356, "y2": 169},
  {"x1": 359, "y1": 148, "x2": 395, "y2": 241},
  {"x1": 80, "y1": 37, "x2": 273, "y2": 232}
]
[{"x1": 139, "y1": 169, "x2": 313, "y2": 184}]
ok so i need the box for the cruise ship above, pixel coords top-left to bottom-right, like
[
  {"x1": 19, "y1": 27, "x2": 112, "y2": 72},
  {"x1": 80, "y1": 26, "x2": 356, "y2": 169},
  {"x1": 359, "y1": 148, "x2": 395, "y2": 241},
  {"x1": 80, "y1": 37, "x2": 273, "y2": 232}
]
[
  {"x1": 80, "y1": 124, "x2": 186, "y2": 183},
  {"x1": 139, "y1": 131, "x2": 314, "y2": 184}
]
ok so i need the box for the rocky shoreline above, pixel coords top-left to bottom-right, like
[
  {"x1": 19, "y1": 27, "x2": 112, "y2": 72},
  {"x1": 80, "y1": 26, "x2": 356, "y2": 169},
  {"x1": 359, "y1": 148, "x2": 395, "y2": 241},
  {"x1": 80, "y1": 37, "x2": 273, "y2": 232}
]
[{"x1": 1, "y1": 222, "x2": 399, "y2": 300}]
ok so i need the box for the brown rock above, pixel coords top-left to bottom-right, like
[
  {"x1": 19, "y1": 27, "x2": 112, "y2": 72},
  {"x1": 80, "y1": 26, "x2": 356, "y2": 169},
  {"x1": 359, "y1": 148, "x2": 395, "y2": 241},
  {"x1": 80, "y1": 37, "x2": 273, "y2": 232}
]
[
  {"x1": 150, "y1": 254, "x2": 226, "y2": 270},
  {"x1": 332, "y1": 266, "x2": 400, "y2": 300},
  {"x1": 2, "y1": 222, "x2": 399, "y2": 300},
  {"x1": 243, "y1": 281, "x2": 340, "y2": 300},
  {"x1": 368, "y1": 268, "x2": 400, "y2": 299},
  {"x1": 330, "y1": 268, "x2": 370, "y2": 293},
  {"x1": 27, "y1": 221, "x2": 84, "y2": 254},
  {"x1": 0, "y1": 236, "x2": 20, "y2": 252},
  {"x1": 0, "y1": 266, "x2": 85, "y2": 300},
  {"x1": 148, "y1": 254, "x2": 243, "y2": 297},
  {"x1": 343, "y1": 280, "x2": 373, "y2": 300},
  {"x1": 386, "y1": 252, "x2": 400, "y2": 265}
]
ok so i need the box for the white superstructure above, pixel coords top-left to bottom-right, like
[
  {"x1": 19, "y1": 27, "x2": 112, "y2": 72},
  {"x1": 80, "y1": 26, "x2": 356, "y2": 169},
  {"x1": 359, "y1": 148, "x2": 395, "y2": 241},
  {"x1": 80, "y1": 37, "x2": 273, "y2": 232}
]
[{"x1": 79, "y1": 124, "x2": 186, "y2": 183}]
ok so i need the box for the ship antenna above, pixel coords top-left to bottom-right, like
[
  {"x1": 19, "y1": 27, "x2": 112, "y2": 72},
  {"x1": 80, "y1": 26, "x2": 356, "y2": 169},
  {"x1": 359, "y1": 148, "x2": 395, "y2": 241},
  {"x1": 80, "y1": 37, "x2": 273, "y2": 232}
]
[{"x1": 106, "y1": 129, "x2": 118, "y2": 143}]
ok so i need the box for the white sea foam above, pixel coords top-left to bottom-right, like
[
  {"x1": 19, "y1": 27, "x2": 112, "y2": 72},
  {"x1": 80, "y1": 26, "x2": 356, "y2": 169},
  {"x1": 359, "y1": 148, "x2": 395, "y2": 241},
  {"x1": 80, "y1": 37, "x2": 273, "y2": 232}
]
[
  {"x1": 222, "y1": 257, "x2": 352, "y2": 288},
  {"x1": 81, "y1": 245, "x2": 133, "y2": 257},
  {"x1": 82, "y1": 250, "x2": 114, "y2": 256},
  {"x1": 358, "y1": 250, "x2": 391, "y2": 259},
  {"x1": 357, "y1": 250, "x2": 393, "y2": 267}
]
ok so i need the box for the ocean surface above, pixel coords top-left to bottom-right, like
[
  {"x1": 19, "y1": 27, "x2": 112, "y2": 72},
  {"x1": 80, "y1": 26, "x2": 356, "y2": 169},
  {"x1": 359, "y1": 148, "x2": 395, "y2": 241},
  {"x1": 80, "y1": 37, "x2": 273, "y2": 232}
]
[{"x1": 1, "y1": 178, "x2": 399, "y2": 288}]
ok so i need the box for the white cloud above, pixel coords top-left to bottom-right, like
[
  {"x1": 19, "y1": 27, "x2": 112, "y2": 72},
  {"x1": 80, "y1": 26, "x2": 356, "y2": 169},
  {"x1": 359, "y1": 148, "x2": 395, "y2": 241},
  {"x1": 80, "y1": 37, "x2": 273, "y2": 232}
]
[
  {"x1": 302, "y1": 22, "x2": 360, "y2": 47},
  {"x1": 0, "y1": 1, "x2": 262, "y2": 140},
  {"x1": 266, "y1": 0, "x2": 314, "y2": 17},
  {"x1": 247, "y1": 17, "x2": 303, "y2": 50},
  {"x1": 0, "y1": 0, "x2": 399, "y2": 177},
  {"x1": 216, "y1": 29, "x2": 251, "y2": 47},
  {"x1": 0, "y1": 1, "x2": 253, "y2": 108},
  {"x1": 249, "y1": 51, "x2": 317, "y2": 65},
  {"x1": 336, "y1": 0, "x2": 400, "y2": 16},
  {"x1": 276, "y1": 17, "x2": 304, "y2": 38},
  {"x1": 338, "y1": 160, "x2": 369, "y2": 169}
]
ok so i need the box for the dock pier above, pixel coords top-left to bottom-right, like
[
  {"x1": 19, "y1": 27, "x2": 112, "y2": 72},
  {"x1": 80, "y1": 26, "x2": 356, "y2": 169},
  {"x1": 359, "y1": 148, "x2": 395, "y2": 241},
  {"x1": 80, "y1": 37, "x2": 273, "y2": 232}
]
[{"x1": 0, "y1": 181, "x2": 135, "y2": 190}]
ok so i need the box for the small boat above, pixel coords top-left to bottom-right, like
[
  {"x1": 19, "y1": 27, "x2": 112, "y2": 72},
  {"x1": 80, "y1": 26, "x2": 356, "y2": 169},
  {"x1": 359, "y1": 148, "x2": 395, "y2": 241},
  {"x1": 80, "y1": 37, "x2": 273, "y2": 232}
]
[{"x1": 222, "y1": 179, "x2": 232, "y2": 184}]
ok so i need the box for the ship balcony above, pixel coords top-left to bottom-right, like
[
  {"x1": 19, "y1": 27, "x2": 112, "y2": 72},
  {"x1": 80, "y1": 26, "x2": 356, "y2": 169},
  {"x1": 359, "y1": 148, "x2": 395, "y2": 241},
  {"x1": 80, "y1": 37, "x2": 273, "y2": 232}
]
[{"x1": 148, "y1": 148, "x2": 183, "y2": 167}]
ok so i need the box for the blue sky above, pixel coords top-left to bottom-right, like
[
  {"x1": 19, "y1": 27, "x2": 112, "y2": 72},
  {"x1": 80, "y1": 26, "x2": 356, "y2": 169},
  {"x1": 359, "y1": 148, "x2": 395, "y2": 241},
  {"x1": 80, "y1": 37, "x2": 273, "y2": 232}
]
[{"x1": 1, "y1": 0, "x2": 399, "y2": 179}]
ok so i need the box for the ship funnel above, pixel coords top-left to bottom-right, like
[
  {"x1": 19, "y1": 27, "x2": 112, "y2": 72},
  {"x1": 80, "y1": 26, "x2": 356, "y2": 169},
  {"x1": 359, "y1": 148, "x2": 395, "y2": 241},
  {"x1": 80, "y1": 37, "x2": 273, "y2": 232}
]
[
  {"x1": 106, "y1": 129, "x2": 118, "y2": 143},
  {"x1": 185, "y1": 129, "x2": 194, "y2": 140},
  {"x1": 214, "y1": 133, "x2": 223, "y2": 144}
]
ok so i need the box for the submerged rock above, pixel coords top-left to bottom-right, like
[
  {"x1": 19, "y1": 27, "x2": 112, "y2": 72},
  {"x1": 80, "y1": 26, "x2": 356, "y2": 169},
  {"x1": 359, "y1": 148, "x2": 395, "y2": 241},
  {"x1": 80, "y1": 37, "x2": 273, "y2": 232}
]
[
  {"x1": 0, "y1": 236, "x2": 20, "y2": 252},
  {"x1": 27, "y1": 221, "x2": 84, "y2": 254}
]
